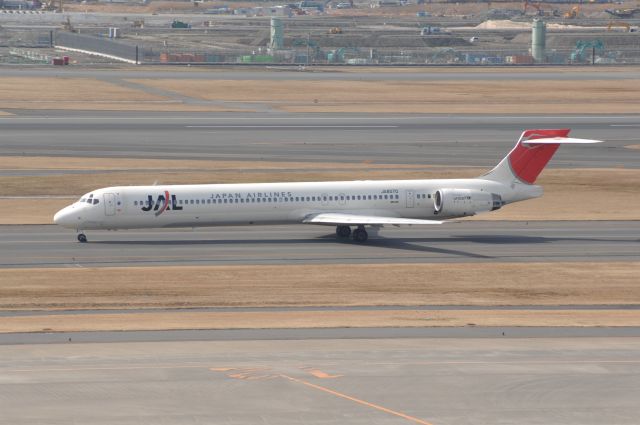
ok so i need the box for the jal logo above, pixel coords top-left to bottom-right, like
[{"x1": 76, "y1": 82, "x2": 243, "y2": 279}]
[{"x1": 141, "y1": 191, "x2": 183, "y2": 216}]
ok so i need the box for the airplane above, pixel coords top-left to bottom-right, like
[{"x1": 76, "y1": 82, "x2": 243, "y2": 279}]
[{"x1": 53, "y1": 129, "x2": 602, "y2": 243}]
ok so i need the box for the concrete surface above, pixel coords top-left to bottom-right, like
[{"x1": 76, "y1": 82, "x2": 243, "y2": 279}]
[
  {"x1": 1, "y1": 221, "x2": 639, "y2": 267},
  {"x1": 0, "y1": 112, "x2": 637, "y2": 168},
  {"x1": 1, "y1": 335, "x2": 639, "y2": 424}
]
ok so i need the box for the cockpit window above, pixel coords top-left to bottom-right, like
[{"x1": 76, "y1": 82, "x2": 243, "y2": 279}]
[{"x1": 93, "y1": 199, "x2": 99, "y2": 205}]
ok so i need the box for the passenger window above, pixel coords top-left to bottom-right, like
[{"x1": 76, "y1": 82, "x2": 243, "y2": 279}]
[
  {"x1": 340, "y1": 195, "x2": 344, "y2": 200},
  {"x1": 134, "y1": 201, "x2": 138, "y2": 206},
  {"x1": 395, "y1": 195, "x2": 399, "y2": 199}
]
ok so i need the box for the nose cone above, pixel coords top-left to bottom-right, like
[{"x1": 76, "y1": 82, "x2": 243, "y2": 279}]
[{"x1": 53, "y1": 206, "x2": 76, "y2": 227}]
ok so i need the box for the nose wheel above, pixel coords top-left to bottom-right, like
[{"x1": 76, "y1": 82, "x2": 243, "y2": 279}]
[{"x1": 77, "y1": 233, "x2": 87, "y2": 243}]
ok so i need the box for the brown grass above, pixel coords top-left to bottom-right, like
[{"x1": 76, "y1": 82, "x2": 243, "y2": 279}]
[
  {"x1": 3, "y1": 309, "x2": 640, "y2": 333},
  {"x1": 1, "y1": 163, "x2": 639, "y2": 223},
  {"x1": 131, "y1": 79, "x2": 640, "y2": 114},
  {"x1": 2, "y1": 75, "x2": 639, "y2": 113},
  {"x1": 1, "y1": 263, "x2": 639, "y2": 311},
  {"x1": 0, "y1": 77, "x2": 163, "y2": 103}
]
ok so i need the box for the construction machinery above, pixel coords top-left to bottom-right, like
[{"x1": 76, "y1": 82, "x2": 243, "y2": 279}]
[
  {"x1": 605, "y1": 8, "x2": 639, "y2": 18},
  {"x1": 328, "y1": 27, "x2": 343, "y2": 34},
  {"x1": 171, "y1": 20, "x2": 191, "y2": 29},
  {"x1": 61, "y1": 16, "x2": 75, "y2": 32},
  {"x1": 327, "y1": 47, "x2": 360, "y2": 63},
  {"x1": 563, "y1": 5, "x2": 579, "y2": 19},
  {"x1": 571, "y1": 39, "x2": 604, "y2": 63}
]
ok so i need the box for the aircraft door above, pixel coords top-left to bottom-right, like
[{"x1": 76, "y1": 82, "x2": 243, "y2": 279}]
[
  {"x1": 338, "y1": 193, "x2": 346, "y2": 206},
  {"x1": 405, "y1": 190, "x2": 415, "y2": 208},
  {"x1": 321, "y1": 193, "x2": 329, "y2": 206},
  {"x1": 104, "y1": 193, "x2": 116, "y2": 216}
]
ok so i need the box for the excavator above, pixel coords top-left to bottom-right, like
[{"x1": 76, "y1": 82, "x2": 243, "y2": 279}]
[{"x1": 563, "y1": 5, "x2": 579, "y2": 19}]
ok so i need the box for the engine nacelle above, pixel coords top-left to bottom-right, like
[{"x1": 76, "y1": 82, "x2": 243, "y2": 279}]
[{"x1": 433, "y1": 189, "x2": 503, "y2": 218}]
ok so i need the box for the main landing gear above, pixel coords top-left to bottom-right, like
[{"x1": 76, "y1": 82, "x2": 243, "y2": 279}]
[
  {"x1": 77, "y1": 233, "x2": 87, "y2": 243},
  {"x1": 335, "y1": 225, "x2": 368, "y2": 243}
]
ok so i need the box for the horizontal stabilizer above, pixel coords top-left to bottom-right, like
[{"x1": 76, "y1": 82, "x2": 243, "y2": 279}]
[
  {"x1": 303, "y1": 212, "x2": 443, "y2": 226},
  {"x1": 522, "y1": 137, "x2": 603, "y2": 145}
]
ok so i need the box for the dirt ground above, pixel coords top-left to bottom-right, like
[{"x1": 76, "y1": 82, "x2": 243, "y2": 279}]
[
  {"x1": 1, "y1": 262, "x2": 638, "y2": 311},
  {"x1": 3, "y1": 309, "x2": 639, "y2": 333}
]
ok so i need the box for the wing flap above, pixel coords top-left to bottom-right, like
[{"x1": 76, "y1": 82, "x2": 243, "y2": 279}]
[{"x1": 303, "y1": 212, "x2": 443, "y2": 226}]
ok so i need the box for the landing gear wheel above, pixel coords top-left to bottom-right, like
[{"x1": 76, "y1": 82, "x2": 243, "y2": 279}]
[
  {"x1": 336, "y1": 225, "x2": 351, "y2": 238},
  {"x1": 352, "y1": 227, "x2": 368, "y2": 243},
  {"x1": 77, "y1": 233, "x2": 87, "y2": 243}
]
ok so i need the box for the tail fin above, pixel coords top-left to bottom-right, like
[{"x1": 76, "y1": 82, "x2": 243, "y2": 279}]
[{"x1": 483, "y1": 129, "x2": 602, "y2": 185}]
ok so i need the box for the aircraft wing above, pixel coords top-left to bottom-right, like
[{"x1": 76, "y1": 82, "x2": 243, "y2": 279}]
[{"x1": 302, "y1": 212, "x2": 443, "y2": 226}]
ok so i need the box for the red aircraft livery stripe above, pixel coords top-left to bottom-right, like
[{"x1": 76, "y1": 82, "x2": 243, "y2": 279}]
[{"x1": 508, "y1": 129, "x2": 570, "y2": 184}]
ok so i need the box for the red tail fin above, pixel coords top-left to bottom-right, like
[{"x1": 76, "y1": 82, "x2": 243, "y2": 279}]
[{"x1": 508, "y1": 129, "x2": 570, "y2": 184}]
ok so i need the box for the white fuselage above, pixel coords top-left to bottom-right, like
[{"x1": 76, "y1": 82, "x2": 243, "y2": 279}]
[{"x1": 53, "y1": 177, "x2": 541, "y2": 231}]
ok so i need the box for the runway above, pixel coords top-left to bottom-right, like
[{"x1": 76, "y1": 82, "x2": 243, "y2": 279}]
[
  {"x1": 0, "y1": 112, "x2": 638, "y2": 168},
  {"x1": 1, "y1": 335, "x2": 639, "y2": 425},
  {"x1": 2, "y1": 221, "x2": 638, "y2": 267}
]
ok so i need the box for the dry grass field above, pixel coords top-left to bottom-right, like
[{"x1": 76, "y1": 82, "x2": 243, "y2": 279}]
[
  {"x1": 2, "y1": 263, "x2": 638, "y2": 311},
  {"x1": 131, "y1": 79, "x2": 640, "y2": 114},
  {"x1": 1, "y1": 75, "x2": 639, "y2": 113},
  {"x1": 3, "y1": 309, "x2": 640, "y2": 333},
  {"x1": 1, "y1": 154, "x2": 639, "y2": 223}
]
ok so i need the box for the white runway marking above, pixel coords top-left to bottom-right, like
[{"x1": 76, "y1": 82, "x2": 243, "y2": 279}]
[{"x1": 185, "y1": 125, "x2": 398, "y2": 129}]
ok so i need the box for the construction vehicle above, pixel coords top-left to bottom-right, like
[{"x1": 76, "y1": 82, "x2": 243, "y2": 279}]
[
  {"x1": 61, "y1": 16, "x2": 75, "y2": 32},
  {"x1": 563, "y1": 5, "x2": 579, "y2": 19},
  {"x1": 327, "y1": 47, "x2": 360, "y2": 63},
  {"x1": 605, "y1": 8, "x2": 639, "y2": 18},
  {"x1": 328, "y1": 27, "x2": 343, "y2": 34},
  {"x1": 571, "y1": 39, "x2": 604, "y2": 63},
  {"x1": 607, "y1": 21, "x2": 638, "y2": 32},
  {"x1": 171, "y1": 20, "x2": 191, "y2": 29},
  {"x1": 420, "y1": 26, "x2": 442, "y2": 36}
]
